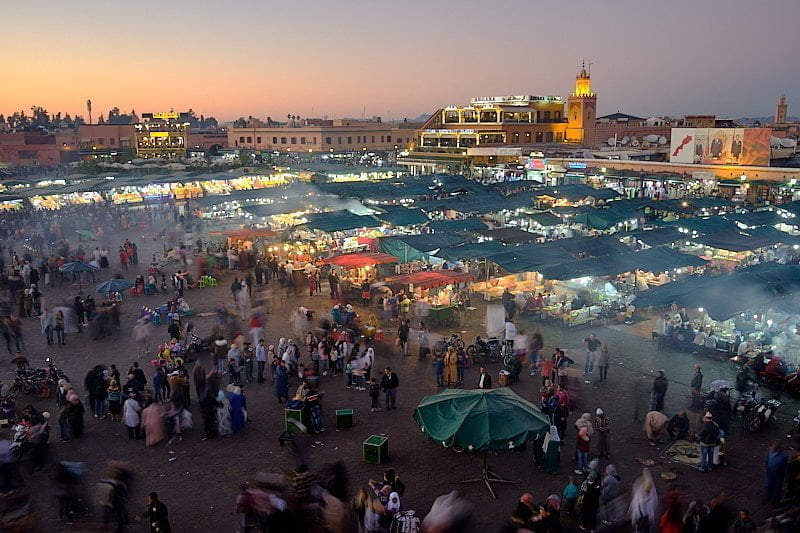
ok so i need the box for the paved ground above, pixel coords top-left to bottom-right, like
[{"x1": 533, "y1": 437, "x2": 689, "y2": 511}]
[{"x1": 5, "y1": 222, "x2": 800, "y2": 532}]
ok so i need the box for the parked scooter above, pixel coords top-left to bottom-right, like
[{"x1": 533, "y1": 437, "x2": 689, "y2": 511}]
[
  {"x1": 741, "y1": 396, "x2": 781, "y2": 432},
  {"x1": 466, "y1": 336, "x2": 501, "y2": 364}
]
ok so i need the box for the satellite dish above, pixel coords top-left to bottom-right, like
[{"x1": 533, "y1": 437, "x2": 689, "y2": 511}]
[
  {"x1": 780, "y1": 138, "x2": 796, "y2": 148},
  {"x1": 607, "y1": 137, "x2": 616, "y2": 146},
  {"x1": 622, "y1": 136, "x2": 630, "y2": 143},
  {"x1": 631, "y1": 139, "x2": 640, "y2": 147},
  {"x1": 645, "y1": 134, "x2": 659, "y2": 143},
  {"x1": 770, "y1": 136, "x2": 782, "y2": 147},
  {"x1": 658, "y1": 136, "x2": 667, "y2": 145}
]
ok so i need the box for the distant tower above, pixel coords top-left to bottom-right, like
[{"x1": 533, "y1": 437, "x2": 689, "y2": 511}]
[
  {"x1": 566, "y1": 62, "x2": 597, "y2": 147},
  {"x1": 775, "y1": 94, "x2": 788, "y2": 124}
]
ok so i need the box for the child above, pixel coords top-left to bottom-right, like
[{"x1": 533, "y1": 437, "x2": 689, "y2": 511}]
[
  {"x1": 368, "y1": 378, "x2": 380, "y2": 412},
  {"x1": 562, "y1": 476, "x2": 580, "y2": 517}
]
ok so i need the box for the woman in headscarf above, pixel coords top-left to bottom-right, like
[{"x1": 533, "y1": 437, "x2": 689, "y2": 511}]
[
  {"x1": 268, "y1": 344, "x2": 278, "y2": 381},
  {"x1": 443, "y1": 347, "x2": 458, "y2": 387},
  {"x1": 228, "y1": 386, "x2": 247, "y2": 433},
  {"x1": 274, "y1": 360, "x2": 289, "y2": 403},
  {"x1": 629, "y1": 468, "x2": 659, "y2": 532},
  {"x1": 579, "y1": 470, "x2": 602, "y2": 532},
  {"x1": 215, "y1": 390, "x2": 233, "y2": 437},
  {"x1": 543, "y1": 425, "x2": 561, "y2": 475}
]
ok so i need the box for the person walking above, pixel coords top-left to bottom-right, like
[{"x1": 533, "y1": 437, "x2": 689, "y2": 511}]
[
  {"x1": 418, "y1": 322, "x2": 430, "y2": 359},
  {"x1": 629, "y1": 468, "x2": 659, "y2": 533},
  {"x1": 144, "y1": 492, "x2": 171, "y2": 533},
  {"x1": 690, "y1": 364, "x2": 703, "y2": 409},
  {"x1": 380, "y1": 367, "x2": 399, "y2": 410},
  {"x1": 55, "y1": 309, "x2": 66, "y2": 345},
  {"x1": 432, "y1": 356, "x2": 444, "y2": 388},
  {"x1": 597, "y1": 342, "x2": 610, "y2": 381},
  {"x1": 368, "y1": 378, "x2": 381, "y2": 412},
  {"x1": 255, "y1": 339, "x2": 267, "y2": 384},
  {"x1": 40, "y1": 307, "x2": 54, "y2": 346},
  {"x1": 650, "y1": 370, "x2": 668, "y2": 411},
  {"x1": 764, "y1": 441, "x2": 788, "y2": 507},
  {"x1": 594, "y1": 408, "x2": 611, "y2": 458},
  {"x1": 583, "y1": 333, "x2": 601, "y2": 375},
  {"x1": 397, "y1": 319, "x2": 410, "y2": 356},
  {"x1": 123, "y1": 393, "x2": 142, "y2": 440},
  {"x1": 697, "y1": 412, "x2": 720, "y2": 472}
]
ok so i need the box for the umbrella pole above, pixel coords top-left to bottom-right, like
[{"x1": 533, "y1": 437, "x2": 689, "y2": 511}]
[{"x1": 451, "y1": 450, "x2": 518, "y2": 499}]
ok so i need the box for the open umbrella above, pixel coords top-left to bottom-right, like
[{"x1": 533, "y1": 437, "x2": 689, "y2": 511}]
[
  {"x1": 413, "y1": 388, "x2": 550, "y2": 498},
  {"x1": 59, "y1": 261, "x2": 99, "y2": 291},
  {"x1": 76, "y1": 229, "x2": 97, "y2": 240},
  {"x1": 95, "y1": 279, "x2": 135, "y2": 295}
]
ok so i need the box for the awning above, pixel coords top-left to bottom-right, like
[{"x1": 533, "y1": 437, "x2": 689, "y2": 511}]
[
  {"x1": 488, "y1": 243, "x2": 575, "y2": 273},
  {"x1": 323, "y1": 252, "x2": 398, "y2": 269},
  {"x1": 622, "y1": 227, "x2": 685, "y2": 247},
  {"x1": 535, "y1": 184, "x2": 621, "y2": 202},
  {"x1": 386, "y1": 270, "x2": 476, "y2": 289},
  {"x1": 555, "y1": 235, "x2": 631, "y2": 257},
  {"x1": 434, "y1": 241, "x2": 509, "y2": 261},
  {"x1": 301, "y1": 209, "x2": 381, "y2": 232},
  {"x1": 726, "y1": 210, "x2": 786, "y2": 228}
]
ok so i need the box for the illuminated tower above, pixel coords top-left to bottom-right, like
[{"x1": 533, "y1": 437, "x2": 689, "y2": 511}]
[
  {"x1": 775, "y1": 94, "x2": 788, "y2": 124},
  {"x1": 566, "y1": 62, "x2": 597, "y2": 147}
]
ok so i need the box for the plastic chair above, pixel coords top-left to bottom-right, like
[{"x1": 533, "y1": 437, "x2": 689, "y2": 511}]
[{"x1": 207, "y1": 276, "x2": 218, "y2": 287}]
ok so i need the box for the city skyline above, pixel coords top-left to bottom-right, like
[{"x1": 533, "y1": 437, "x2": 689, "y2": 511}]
[{"x1": 1, "y1": 0, "x2": 798, "y2": 122}]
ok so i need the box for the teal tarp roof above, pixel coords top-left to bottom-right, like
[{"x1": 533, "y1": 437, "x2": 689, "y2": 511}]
[
  {"x1": 633, "y1": 263, "x2": 800, "y2": 320},
  {"x1": 535, "y1": 184, "x2": 621, "y2": 201},
  {"x1": 434, "y1": 241, "x2": 509, "y2": 261},
  {"x1": 527, "y1": 211, "x2": 563, "y2": 227},
  {"x1": 374, "y1": 205, "x2": 430, "y2": 227},
  {"x1": 538, "y1": 247, "x2": 707, "y2": 280},
  {"x1": 726, "y1": 210, "x2": 786, "y2": 228},
  {"x1": 489, "y1": 243, "x2": 575, "y2": 273},
  {"x1": 471, "y1": 227, "x2": 541, "y2": 244},
  {"x1": 622, "y1": 227, "x2": 686, "y2": 247},
  {"x1": 427, "y1": 218, "x2": 488, "y2": 233},
  {"x1": 300, "y1": 209, "x2": 381, "y2": 232}
]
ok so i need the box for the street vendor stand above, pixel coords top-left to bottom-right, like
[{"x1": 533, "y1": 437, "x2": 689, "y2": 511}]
[
  {"x1": 323, "y1": 252, "x2": 399, "y2": 297},
  {"x1": 386, "y1": 270, "x2": 476, "y2": 326}
]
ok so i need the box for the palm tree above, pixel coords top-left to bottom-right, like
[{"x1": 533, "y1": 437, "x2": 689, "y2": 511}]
[{"x1": 86, "y1": 99, "x2": 93, "y2": 125}]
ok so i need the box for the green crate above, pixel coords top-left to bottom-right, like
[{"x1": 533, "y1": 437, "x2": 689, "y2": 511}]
[
  {"x1": 363, "y1": 435, "x2": 389, "y2": 464},
  {"x1": 285, "y1": 406, "x2": 307, "y2": 433},
  {"x1": 336, "y1": 409, "x2": 354, "y2": 429}
]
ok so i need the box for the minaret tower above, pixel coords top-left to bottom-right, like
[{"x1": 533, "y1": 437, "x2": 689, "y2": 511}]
[
  {"x1": 566, "y1": 61, "x2": 597, "y2": 147},
  {"x1": 775, "y1": 94, "x2": 788, "y2": 124}
]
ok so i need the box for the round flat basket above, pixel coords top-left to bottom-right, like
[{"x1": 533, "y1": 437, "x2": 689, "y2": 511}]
[{"x1": 661, "y1": 471, "x2": 677, "y2": 481}]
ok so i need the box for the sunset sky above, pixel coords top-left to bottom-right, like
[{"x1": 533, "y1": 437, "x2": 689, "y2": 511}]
[{"x1": 2, "y1": 0, "x2": 798, "y2": 122}]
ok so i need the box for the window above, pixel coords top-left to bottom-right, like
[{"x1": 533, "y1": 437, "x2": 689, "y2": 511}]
[
  {"x1": 313, "y1": 137, "x2": 317, "y2": 144},
  {"x1": 556, "y1": 132, "x2": 563, "y2": 141},
  {"x1": 281, "y1": 137, "x2": 287, "y2": 144},
  {"x1": 246, "y1": 136, "x2": 252, "y2": 143},
  {"x1": 381, "y1": 136, "x2": 385, "y2": 142},
  {"x1": 325, "y1": 137, "x2": 332, "y2": 144},
  {"x1": 110, "y1": 138, "x2": 116, "y2": 145},
  {"x1": 554, "y1": 111, "x2": 561, "y2": 120},
  {"x1": 338, "y1": 137, "x2": 342, "y2": 144},
  {"x1": 240, "y1": 136, "x2": 245, "y2": 143},
  {"x1": 99, "y1": 138, "x2": 105, "y2": 145},
  {"x1": 525, "y1": 132, "x2": 531, "y2": 142},
  {"x1": 256, "y1": 137, "x2": 262, "y2": 143},
  {"x1": 535, "y1": 131, "x2": 543, "y2": 143},
  {"x1": 347, "y1": 136, "x2": 352, "y2": 144},
  {"x1": 512, "y1": 132, "x2": 519, "y2": 143},
  {"x1": 291, "y1": 137, "x2": 297, "y2": 144},
  {"x1": 273, "y1": 137, "x2": 278, "y2": 144},
  {"x1": 387, "y1": 135, "x2": 391, "y2": 142},
  {"x1": 543, "y1": 111, "x2": 551, "y2": 121},
  {"x1": 371, "y1": 136, "x2": 375, "y2": 143},
  {"x1": 300, "y1": 137, "x2": 306, "y2": 145},
  {"x1": 545, "y1": 132, "x2": 553, "y2": 142}
]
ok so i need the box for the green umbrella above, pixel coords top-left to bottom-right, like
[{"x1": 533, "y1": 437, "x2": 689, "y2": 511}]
[
  {"x1": 413, "y1": 388, "x2": 550, "y2": 498},
  {"x1": 76, "y1": 229, "x2": 98, "y2": 240}
]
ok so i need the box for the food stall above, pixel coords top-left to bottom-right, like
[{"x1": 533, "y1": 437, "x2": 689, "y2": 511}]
[
  {"x1": 323, "y1": 252, "x2": 399, "y2": 295},
  {"x1": 386, "y1": 269, "x2": 476, "y2": 324}
]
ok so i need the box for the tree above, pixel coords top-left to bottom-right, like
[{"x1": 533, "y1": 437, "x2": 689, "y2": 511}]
[{"x1": 233, "y1": 117, "x2": 247, "y2": 128}]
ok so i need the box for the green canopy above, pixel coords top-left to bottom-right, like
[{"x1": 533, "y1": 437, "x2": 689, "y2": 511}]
[{"x1": 413, "y1": 388, "x2": 550, "y2": 452}]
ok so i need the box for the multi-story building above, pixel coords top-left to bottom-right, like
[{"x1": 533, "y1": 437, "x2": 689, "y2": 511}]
[
  {"x1": 134, "y1": 112, "x2": 190, "y2": 159},
  {"x1": 77, "y1": 124, "x2": 136, "y2": 159},
  {"x1": 416, "y1": 65, "x2": 598, "y2": 150},
  {"x1": 227, "y1": 119, "x2": 418, "y2": 153},
  {"x1": 0, "y1": 130, "x2": 80, "y2": 166}
]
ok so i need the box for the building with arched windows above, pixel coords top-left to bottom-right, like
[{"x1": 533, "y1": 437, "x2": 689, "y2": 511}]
[{"x1": 416, "y1": 65, "x2": 598, "y2": 151}]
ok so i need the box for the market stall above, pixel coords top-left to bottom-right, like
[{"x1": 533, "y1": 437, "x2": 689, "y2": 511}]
[{"x1": 323, "y1": 252, "x2": 398, "y2": 295}]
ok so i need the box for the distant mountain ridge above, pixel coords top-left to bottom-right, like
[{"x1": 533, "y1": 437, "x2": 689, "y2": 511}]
[{"x1": 734, "y1": 116, "x2": 800, "y2": 125}]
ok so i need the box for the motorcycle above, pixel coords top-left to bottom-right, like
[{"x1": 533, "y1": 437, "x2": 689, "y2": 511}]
[
  {"x1": 433, "y1": 332, "x2": 465, "y2": 357},
  {"x1": 466, "y1": 336, "x2": 500, "y2": 364},
  {"x1": 793, "y1": 410, "x2": 800, "y2": 434},
  {"x1": 742, "y1": 396, "x2": 781, "y2": 432},
  {"x1": 10, "y1": 358, "x2": 69, "y2": 398}
]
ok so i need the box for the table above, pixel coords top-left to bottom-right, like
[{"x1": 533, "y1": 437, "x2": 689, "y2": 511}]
[{"x1": 336, "y1": 409, "x2": 354, "y2": 429}]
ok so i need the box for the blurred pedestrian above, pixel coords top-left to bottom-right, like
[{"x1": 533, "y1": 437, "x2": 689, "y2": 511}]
[
  {"x1": 629, "y1": 468, "x2": 658, "y2": 532},
  {"x1": 764, "y1": 440, "x2": 788, "y2": 507},
  {"x1": 594, "y1": 408, "x2": 611, "y2": 458}
]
